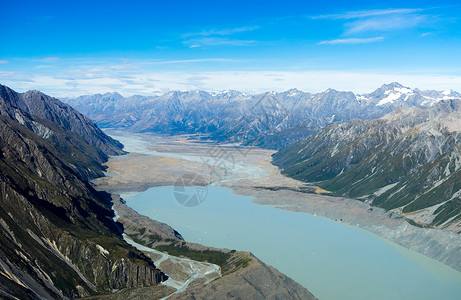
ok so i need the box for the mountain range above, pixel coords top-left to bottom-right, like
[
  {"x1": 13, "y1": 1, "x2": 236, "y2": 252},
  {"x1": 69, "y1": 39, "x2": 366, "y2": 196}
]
[{"x1": 65, "y1": 83, "x2": 460, "y2": 149}]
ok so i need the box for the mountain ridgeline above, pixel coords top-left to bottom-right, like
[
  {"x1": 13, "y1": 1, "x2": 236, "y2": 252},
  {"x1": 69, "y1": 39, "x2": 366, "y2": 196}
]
[
  {"x1": 0, "y1": 85, "x2": 167, "y2": 299},
  {"x1": 65, "y1": 82, "x2": 460, "y2": 149},
  {"x1": 272, "y1": 99, "x2": 461, "y2": 230}
]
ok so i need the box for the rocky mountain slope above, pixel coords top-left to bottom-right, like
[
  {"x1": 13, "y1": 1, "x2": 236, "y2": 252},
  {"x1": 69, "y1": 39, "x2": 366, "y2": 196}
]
[
  {"x1": 0, "y1": 85, "x2": 168, "y2": 299},
  {"x1": 170, "y1": 252, "x2": 316, "y2": 300},
  {"x1": 65, "y1": 83, "x2": 459, "y2": 149},
  {"x1": 272, "y1": 99, "x2": 461, "y2": 230},
  {"x1": 0, "y1": 85, "x2": 125, "y2": 179},
  {"x1": 20, "y1": 89, "x2": 124, "y2": 158}
]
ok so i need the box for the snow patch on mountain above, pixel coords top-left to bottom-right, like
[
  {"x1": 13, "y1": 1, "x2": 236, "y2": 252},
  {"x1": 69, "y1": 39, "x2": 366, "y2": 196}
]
[
  {"x1": 377, "y1": 92, "x2": 402, "y2": 106},
  {"x1": 376, "y1": 86, "x2": 415, "y2": 106}
]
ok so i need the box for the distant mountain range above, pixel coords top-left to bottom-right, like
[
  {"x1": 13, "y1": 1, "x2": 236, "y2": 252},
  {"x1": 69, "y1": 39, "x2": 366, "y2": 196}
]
[{"x1": 65, "y1": 82, "x2": 460, "y2": 149}]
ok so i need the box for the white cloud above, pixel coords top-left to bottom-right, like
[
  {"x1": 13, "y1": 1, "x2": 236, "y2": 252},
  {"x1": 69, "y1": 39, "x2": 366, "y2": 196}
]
[
  {"x1": 2, "y1": 69, "x2": 461, "y2": 98},
  {"x1": 319, "y1": 37, "x2": 384, "y2": 45},
  {"x1": 0, "y1": 60, "x2": 9, "y2": 64}
]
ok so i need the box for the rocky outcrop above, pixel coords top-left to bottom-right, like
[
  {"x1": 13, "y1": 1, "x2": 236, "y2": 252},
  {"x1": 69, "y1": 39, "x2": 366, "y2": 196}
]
[
  {"x1": 169, "y1": 252, "x2": 317, "y2": 300},
  {"x1": 0, "y1": 85, "x2": 166, "y2": 299}
]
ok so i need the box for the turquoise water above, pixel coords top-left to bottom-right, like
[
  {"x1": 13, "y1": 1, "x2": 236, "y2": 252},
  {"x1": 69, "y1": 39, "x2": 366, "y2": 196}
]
[{"x1": 124, "y1": 185, "x2": 461, "y2": 300}]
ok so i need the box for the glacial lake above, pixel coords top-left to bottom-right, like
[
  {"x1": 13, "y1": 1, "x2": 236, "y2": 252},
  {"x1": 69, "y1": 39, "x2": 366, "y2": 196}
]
[{"x1": 123, "y1": 185, "x2": 461, "y2": 300}]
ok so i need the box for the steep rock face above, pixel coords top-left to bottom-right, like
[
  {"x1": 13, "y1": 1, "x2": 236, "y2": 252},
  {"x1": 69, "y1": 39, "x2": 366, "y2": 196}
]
[
  {"x1": 0, "y1": 85, "x2": 128, "y2": 180},
  {"x1": 273, "y1": 100, "x2": 461, "y2": 229},
  {"x1": 0, "y1": 85, "x2": 166, "y2": 299},
  {"x1": 65, "y1": 83, "x2": 459, "y2": 149},
  {"x1": 1, "y1": 85, "x2": 124, "y2": 160}
]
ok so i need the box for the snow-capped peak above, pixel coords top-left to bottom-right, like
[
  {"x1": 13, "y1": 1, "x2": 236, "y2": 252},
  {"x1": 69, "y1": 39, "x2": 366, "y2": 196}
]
[
  {"x1": 380, "y1": 82, "x2": 405, "y2": 91},
  {"x1": 442, "y1": 89, "x2": 453, "y2": 96},
  {"x1": 319, "y1": 88, "x2": 337, "y2": 94},
  {"x1": 286, "y1": 88, "x2": 302, "y2": 97},
  {"x1": 376, "y1": 86, "x2": 414, "y2": 106}
]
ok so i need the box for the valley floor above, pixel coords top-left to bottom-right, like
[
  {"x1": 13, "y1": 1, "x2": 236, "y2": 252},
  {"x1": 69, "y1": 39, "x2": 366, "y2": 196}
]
[{"x1": 96, "y1": 130, "x2": 461, "y2": 275}]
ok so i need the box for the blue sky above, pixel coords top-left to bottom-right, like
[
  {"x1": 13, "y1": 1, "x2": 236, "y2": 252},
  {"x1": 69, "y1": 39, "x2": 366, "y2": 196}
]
[{"x1": 1, "y1": 0, "x2": 460, "y2": 96}]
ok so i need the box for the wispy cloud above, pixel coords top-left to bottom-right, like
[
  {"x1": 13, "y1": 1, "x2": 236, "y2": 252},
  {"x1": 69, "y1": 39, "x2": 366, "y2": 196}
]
[
  {"x1": 312, "y1": 8, "x2": 426, "y2": 20},
  {"x1": 38, "y1": 57, "x2": 61, "y2": 62},
  {"x1": 183, "y1": 26, "x2": 259, "y2": 38},
  {"x1": 344, "y1": 13, "x2": 428, "y2": 35},
  {"x1": 312, "y1": 8, "x2": 434, "y2": 46},
  {"x1": 184, "y1": 37, "x2": 258, "y2": 48},
  {"x1": 182, "y1": 25, "x2": 260, "y2": 48},
  {"x1": 312, "y1": 7, "x2": 433, "y2": 42},
  {"x1": 0, "y1": 60, "x2": 9, "y2": 64},
  {"x1": 148, "y1": 58, "x2": 241, "y2": 64},
  {"x1": 318, "y1": 37, "x2": 384, "y2": 45}
]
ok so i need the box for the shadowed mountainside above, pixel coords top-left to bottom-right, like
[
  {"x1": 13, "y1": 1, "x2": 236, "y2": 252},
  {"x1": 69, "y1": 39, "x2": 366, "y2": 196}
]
[{"x1": 0, "y1": 85, "x2": 168, "y2": 299}]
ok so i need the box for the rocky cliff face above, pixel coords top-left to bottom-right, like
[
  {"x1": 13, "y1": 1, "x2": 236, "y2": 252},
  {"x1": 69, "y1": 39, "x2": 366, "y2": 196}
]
[
  {"x1": 273, "y1": 99, "x2": 461, "y2": 230},
  {"x1": 0, "y1": 85, "x2": 166, "y2": 299},
  {"x1": 65, "y1": 83, "x2": 459, "y2": 149}
]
